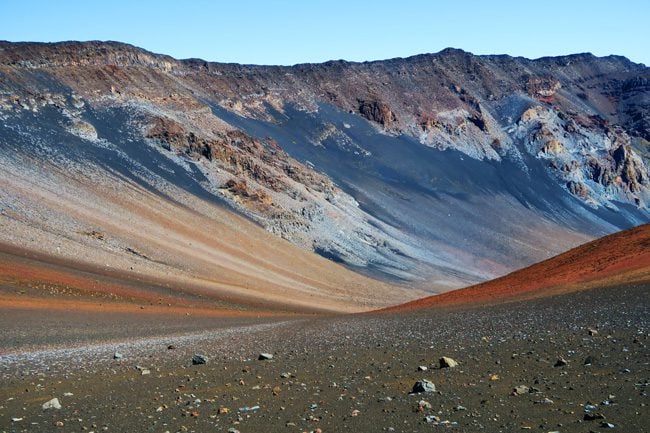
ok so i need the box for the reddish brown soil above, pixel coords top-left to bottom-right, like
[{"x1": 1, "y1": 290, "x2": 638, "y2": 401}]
[
  {"x1": 0, "y1": 245, "x2": 319, "y2": 317},
  {"x1": 383, "y1": 224, "x2": 650, "y2": 312}
]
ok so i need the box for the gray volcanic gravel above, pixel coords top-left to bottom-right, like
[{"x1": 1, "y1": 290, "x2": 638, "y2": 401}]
[{"x1": 1, "y1": 283, "x2": 649, "y2": 432}]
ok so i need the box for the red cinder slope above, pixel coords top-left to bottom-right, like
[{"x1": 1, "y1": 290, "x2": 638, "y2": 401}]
[{"x1": 383, "y1": 224, "x2": 650, "y2": 311}]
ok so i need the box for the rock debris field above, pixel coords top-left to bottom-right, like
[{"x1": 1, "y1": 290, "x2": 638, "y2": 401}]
[{"x1": 1, "y1": 283, "x2": 648, "y2": 432}]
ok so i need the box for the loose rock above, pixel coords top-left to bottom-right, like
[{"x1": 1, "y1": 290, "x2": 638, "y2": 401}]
[
  {"x1": 258, "y1": 353, "x2": 273, "y2": 360},
  {"x1": 192, "y1": 354, "x2": 207, "y2": 365},
  {"x1": 536, "y1": 398, "x2": 554, "y2": 404},
  {"x1": 42, "y1": 398, "x2": 62, "y2": 410},
  {"x1": 412, "y1": 379, "x2": 436, "y2": 393},
  {"x1": 424, "y1": 414, "x2": 441, "y2": 423},
  {"x1": 513, "y1": 385, "x2": 530, "y2": 395},
  {"x1": 554, "y1": 357, "x2": 568, "y2": 367},
  {"x1": 439, "y1": 356, "x2": 458, "y2": 368}
]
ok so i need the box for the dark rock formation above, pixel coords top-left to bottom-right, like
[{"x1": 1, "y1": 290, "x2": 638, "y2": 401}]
[{"x1": 358, "y1": 99, "x2": 397, "y2": 128}]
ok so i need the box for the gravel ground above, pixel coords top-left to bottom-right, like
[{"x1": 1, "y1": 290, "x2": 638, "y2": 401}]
[{"x1": 1, "y1": 283, "x2": 648, "y2": 433}]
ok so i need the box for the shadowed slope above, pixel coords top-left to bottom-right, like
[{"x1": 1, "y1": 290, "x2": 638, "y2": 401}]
[{"x1": 383, "y1": 224, "x2": 650, "y2": 311}]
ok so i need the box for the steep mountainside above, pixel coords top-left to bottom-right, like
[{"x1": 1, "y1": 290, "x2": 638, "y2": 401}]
[{"x1": 1, "y1": 41, "x2": 649, "y2": 292}]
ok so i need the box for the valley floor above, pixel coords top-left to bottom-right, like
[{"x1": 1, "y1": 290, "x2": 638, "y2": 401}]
[{"x1": 1, "y1": 283, "x2": 648, "y2": 432}]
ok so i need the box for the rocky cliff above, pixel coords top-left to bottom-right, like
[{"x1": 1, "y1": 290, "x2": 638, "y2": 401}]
[{"x1": 1, "y1": 41, "x2": 648, "y2": 291}]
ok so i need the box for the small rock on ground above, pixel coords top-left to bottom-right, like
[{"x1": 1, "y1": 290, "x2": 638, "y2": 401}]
[
  {"x1": 412, "y1": 379, "x2": 436, "y2": 393},
  {"x1": 439, "y1": 356, "x2": 458, "y2": 368},
  {"x1": 42, "y1": 398, "x2": 61, "y2": 410},
  {"x1": 192, "y1": 354, "x2": 207, "y2": 365}
]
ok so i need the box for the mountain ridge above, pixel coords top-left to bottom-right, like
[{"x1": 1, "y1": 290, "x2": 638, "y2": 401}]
[
  {"x1": 1, "y1": 40, "x2": 649, "y2": 294},
  {"x1": 1, "y1": 40, "x2": 646, "y2": 69}
]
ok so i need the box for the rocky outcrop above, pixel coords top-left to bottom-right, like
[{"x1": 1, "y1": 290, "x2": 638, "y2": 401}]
[
  {"x1": 613, "y1": 144, "x2": 649, "y2": 193},
  {"x1": 526, "y1": 76, "x2": 562, "y2": 100},
  {"x1": 358, "y1": 99, "x2": 397, "y2": 129},
  {"x1": 515, "y1": 106, "x2": 650, "y2": 208}
]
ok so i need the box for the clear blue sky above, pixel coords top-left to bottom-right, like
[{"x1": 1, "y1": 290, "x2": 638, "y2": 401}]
[{"x1": 2, "y1": 0, "x2": 648, "y2": 66}]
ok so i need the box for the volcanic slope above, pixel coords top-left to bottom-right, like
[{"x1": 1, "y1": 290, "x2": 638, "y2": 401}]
[
  {"x1": 1, "y1": 41, "x2": 649, "y2": 291},
  {"x1": 385, "y1": 223, "x2": 650, "y2": 311},
  {"x1": 0, "y1": 150, "x2": 418, "y2": 314}
]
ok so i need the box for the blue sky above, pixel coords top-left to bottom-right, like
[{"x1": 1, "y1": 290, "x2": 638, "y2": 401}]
[{"x1": 2, "y1": 0, "x2": 648, "y2": 65}]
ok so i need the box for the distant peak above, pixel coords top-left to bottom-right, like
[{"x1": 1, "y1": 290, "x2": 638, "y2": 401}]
[{"x1": 435, "y1": 47, "x2": 470, "y2": 56}]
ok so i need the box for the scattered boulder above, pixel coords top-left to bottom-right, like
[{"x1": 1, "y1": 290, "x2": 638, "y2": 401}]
[
  {"x1": 439, "y1": 356, "x2": 458, "y2": 368},
  {"x1": 513, "y1": 385, "x2": 530, "y2": 395},
  {"x1": 192, "y1": 354, "x2": 207, "y2": 365},
  {"x1": 258, "y1": 353, "x2": 273, "y2": 360},
  {"x1": 113, "y1": 352, "x2": 123, "y2": 360},
  {"x1": 424, "y1": 414, "x2": 441, "y2": 423},
  {"x1": 418, "y1": 365, "x2": 428, "y2": 371},
  {"x1": 42, "y1": 398, "x2": 62, "y2": 410},
  {"x1": 412, "y1": 379, "x2": 436, "y2": 394},
  {"x1": 554, "y1": 357, "x2": 568, "y2": 367},
  {"x1": 135, "y1": 365, "x2": 151, "y2": 375}
]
